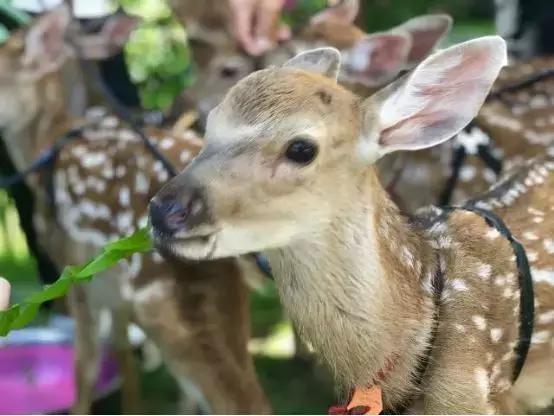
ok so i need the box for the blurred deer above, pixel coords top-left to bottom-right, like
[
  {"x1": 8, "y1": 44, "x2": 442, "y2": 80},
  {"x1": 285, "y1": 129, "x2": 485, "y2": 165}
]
[
  {"x1": 170, "y1": 0, "x2": 452, "y2": 129},
  {"x1": 0, "y1": 8, "x2": 269, "y2": 414},
  {"x1": 151, "y1": 38, "x2": 554, "y2": 413}
]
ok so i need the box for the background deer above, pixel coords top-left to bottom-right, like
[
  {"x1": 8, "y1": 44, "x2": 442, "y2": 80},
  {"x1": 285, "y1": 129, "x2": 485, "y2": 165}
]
[
  {"x1": 170, "y1": 0, "x2": 452, "y2": 130},
  {"x1": 150, "y1": 39, "x2": 554, "y2": 413},
  {"x1": 0, "y1": 8, "x2": 269, "y2": 414}
]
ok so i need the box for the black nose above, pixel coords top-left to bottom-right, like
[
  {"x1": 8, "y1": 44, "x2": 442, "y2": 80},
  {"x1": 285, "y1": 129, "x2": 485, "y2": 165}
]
[{"x1": 149, "y1": 190, "x2": 209, "y2": 236}]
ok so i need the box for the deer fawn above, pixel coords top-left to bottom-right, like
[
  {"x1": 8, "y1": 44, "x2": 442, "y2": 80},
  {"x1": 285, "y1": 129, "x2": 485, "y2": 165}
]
[
  {"x1": 150, "y1": 38, "x2": 554, "y2": 413},
  {"x1": 0, "y1": 8, "x2": 269, "y2": 414}
]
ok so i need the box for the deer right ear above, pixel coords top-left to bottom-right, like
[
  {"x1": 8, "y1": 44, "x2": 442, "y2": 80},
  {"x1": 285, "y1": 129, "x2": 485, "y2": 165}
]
[
  {"x1": 283, "y1": 47, "x2": 341, "y2": 80},
  {"x1": 392, "y1": 14, "x2": 453, "y2": 66},
  {"x1": 357, "y1": 36, "x2": 507, "y2": 163}
]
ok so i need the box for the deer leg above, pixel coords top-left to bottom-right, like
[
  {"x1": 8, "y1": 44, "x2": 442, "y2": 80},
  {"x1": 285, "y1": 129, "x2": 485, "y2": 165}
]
[
  {"x1": 68, "y1": 286, "x2": 101, "y2": 415},
  {"x1": 111, "y1": 308, "x2": 142, "y2": 414}
]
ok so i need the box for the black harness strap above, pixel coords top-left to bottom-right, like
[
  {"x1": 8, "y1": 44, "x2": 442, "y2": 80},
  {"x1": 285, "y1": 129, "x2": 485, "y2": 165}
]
[
  {"x1": 387, "y1": 252, "x2": 444, "y2": 415},
  {"x1": 443, "y1": 204, "x2": 535, "y2": 383},
  {"x1": 0, "y1": 127, "x2": 84, "y2": 189},
  {"x1": 389, "y1": 204, "x2": 533, "y2": 413}
]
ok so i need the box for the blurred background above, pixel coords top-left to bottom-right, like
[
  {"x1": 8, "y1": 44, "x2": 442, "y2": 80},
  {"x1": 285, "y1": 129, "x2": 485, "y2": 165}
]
[{"x1": 0, "y1": 0, "x2": 550, "y2": 413}]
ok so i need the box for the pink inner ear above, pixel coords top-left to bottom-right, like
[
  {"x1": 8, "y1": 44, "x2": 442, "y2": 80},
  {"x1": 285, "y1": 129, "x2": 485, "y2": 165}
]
[
  {"x1": 406, "y1": 25, "x2": 449, "y2": 63},
  {"x1": 366, "y1": 36, "x2": 410, "y2": 75},
  {"x1": 344, "y1": 34, "x2": 410, "y2": 86},
  {"x1": 377, "y1": 39, "x2": 502, "y2": 151}
]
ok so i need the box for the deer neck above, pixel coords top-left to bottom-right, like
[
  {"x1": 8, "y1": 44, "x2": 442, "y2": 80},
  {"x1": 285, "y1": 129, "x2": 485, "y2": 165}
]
[{"x1": 266, "y1": 168, "x2": 437, "y2": 401}]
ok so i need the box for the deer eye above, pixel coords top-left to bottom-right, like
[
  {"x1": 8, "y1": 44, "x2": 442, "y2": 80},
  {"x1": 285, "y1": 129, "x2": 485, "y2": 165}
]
[{"x1": 285, "y1": 138, "x2": 318, "y2": 165}]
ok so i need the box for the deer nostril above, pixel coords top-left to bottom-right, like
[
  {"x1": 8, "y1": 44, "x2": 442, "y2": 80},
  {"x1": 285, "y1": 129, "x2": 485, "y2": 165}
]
[
  {"x1": 149, "y1": 190, "x2": 209, "y2": 237},
  {"x1": 149, "y1": 199, "x2": 187, "y2": 236}
]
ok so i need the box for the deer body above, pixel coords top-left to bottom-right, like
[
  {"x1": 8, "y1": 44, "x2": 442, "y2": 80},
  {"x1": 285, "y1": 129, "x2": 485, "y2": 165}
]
[
  {"x1": 0, "y1": 10, "x2": 269, "y2": 414},
  {"x1": 151, "y1": 38, "x2": 554, "y2": 413}
]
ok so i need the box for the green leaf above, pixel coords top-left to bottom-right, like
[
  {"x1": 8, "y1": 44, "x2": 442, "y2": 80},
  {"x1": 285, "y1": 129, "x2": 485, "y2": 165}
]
[
  {"x1": 0, "y1": 24, "x2": 9, "y2": 44},
  {"x1": 0, "y1": 2, "x2": 31, "y2": 26},
  {"x1": 0, "y1": 227, "x2": 153, "y2": 337}
]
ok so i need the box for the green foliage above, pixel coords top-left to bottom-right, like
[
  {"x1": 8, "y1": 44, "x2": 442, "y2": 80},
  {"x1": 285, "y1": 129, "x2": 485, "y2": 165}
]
[
  {"x1": 119, "y1": 0, "x2": 194, "y2": 110},
  {"x1": 0, "y1": 227, "x2": 152, "y2": 336},
  {"x1": 282, "y1": 0, "x2": 327, "y2": 28}
]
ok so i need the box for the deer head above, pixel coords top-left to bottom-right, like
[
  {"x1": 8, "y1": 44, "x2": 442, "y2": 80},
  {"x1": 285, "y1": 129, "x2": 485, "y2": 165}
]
[
  {"x1": 150, "y1": 36, "x2": 507, "y2": 260},
  {"x1": 0, "y1": 6, "x2": 135, "y2": 169}
]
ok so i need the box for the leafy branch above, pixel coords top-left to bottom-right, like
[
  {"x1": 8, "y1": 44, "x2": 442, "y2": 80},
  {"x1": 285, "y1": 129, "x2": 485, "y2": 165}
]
[{"x1": 0, "y1": 227, "x2": 152, "y2": 336}]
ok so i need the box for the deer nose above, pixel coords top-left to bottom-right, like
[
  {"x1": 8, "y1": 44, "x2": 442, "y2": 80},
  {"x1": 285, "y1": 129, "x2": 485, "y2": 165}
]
[{"x1": 149, "y1": 190, "x2": 209, "y2": 236}]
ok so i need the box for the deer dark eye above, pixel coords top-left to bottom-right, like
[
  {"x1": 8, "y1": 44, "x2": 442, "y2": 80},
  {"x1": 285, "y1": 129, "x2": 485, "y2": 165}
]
[{"x1": 285, "y1": 138, "x2": 318, "y2": 165}]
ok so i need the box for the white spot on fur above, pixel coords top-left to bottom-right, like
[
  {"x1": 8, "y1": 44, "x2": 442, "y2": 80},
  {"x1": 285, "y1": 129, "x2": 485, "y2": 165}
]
[
  {"x1": 81, "y1": 153, "x2": 107, "y2": 168},
  {"x1": 477, "y1": 263, "x2": 492, "y2": 280},
  {"x1": 474, "y1": 367, "x2": 489, "y2": 399},
  {"x1": 180, "y1": 150, "x2": 192, "y2": 163},
  {"x1": 119, "y1": 187, "x2": 131, "y2": 207},
  {"x1": 531, "y1": 330, "x2": 550, "y2": 344},
  {"x1": 160, "y1": 137, "x2": 174, "y2": 149},
  {"x1": 543, "y1": 239, "x2": 554, "y2": 254},
  {"x1": 538, "y1": 311, "x2": 554, "y2": 325},
  {"x1": 490, "y1": 328, "x2": 503, "y2": 343},
  {"x1": 523, "y1": 231, "x2": 539, "y2": 241},
  {"x1": 454, "y1": 324, "x2": 466, "y2": 333},
  {"x1": 116, "y1": 165, "x2": 126, "y2": 178},
  {"x1": 135, "y1": 172, "x2": 150, "y2": 194},
  {"x1": 451, "y1": 279, "x2": 469, "y2": 292},
  {"x1": 117, "y1": 211, "x2": 134, "y2": 233},
  {"x1": 460, "y1": 165, "x2": 476, "y2": 182},
  {"x1": 472, "y1": 315, "x2": 487, "y2": 330},
  {"x1": 527, "y1": 250, "x2": 538, "y2": 262},
  {"x1": 485, "y1": 228, "x2": 500, "y2": 240},
  {"x1": 532, "y1": 269, "x2": 554, "y2": 285}
]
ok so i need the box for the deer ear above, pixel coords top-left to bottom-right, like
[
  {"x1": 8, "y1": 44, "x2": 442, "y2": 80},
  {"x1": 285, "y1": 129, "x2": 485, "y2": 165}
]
[
  {"x1": 393, "y1": 14, "x2": 452, "y2": 66},
  {"x1": 341, "y1": 33, "x2": 411, "y2": 87},
  {"x1": 310, "y1": 0, "x2": 359, "y2": 25},
  {"x1": 76, "y1": 14, "x2": 137, "y2": 60},
  {"x1": 283, "y1": 47, "x2": 341, "y2": 80},
  {"x1": 358, "y1": 36, "x2": 507, "y2": 162},
  {"x1": 22, "y1": 5, "x2": 71, "y2": 78}
]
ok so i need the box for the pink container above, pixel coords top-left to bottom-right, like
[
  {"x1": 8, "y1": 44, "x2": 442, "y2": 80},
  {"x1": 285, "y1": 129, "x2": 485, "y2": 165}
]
[{"x1": 0, "y1": 339, "x2": 119, "y2": 414}]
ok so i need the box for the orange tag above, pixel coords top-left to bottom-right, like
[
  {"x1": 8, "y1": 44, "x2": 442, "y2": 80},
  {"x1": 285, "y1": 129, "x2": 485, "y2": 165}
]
[{"x1": 347, "y1": 385, "x2": 383, "y2": 415}]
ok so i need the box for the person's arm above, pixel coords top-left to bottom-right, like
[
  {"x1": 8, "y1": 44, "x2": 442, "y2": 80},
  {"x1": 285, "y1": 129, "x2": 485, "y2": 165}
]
[
  {"x1": 228, "y1": 0, "x2": 289, "y2": 56},
  {"x1": 0, "y1": 277, "x2": 10, "y2": 310}
]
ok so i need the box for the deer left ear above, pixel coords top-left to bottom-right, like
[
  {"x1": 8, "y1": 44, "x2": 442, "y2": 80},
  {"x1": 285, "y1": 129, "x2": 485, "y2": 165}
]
[
  {"x1": 310, "y1": 0, "x2": 359, "y2": 25},
  {"x1": 22, "y1": 5, "x2": 71, "y2": 78},
  {"x1": 283, "y1": 47, "x2": 341, "y2": 80},
  {"x1": 358, "y1": 36, "x2": 507, "y2": 163}
]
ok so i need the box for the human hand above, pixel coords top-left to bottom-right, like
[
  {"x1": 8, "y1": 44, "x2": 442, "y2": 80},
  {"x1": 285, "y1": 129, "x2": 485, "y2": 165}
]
[
  {"x1": 0, "y1": 277, "x2": 10, "y2": 310},
  {"x1": 228, "y1": 0, "x2": 291, "y2": 56}
]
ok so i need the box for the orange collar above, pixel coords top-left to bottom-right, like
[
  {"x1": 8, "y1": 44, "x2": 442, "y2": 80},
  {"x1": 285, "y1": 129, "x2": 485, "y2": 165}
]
[{"x1": 328, "y1": 355, "x2": 398, "y2": 415}]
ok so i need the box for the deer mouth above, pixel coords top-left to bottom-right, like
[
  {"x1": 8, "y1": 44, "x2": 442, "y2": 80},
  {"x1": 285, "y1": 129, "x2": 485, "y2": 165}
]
[{"x1": 151, "y1": 229, "x2": 218, "y2": 261}]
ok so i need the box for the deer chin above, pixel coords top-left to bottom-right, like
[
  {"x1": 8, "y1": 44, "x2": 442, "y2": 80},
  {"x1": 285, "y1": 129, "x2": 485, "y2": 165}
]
[{"x1": 152, "y1": 229, "x2": 219, "y2": 261}]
